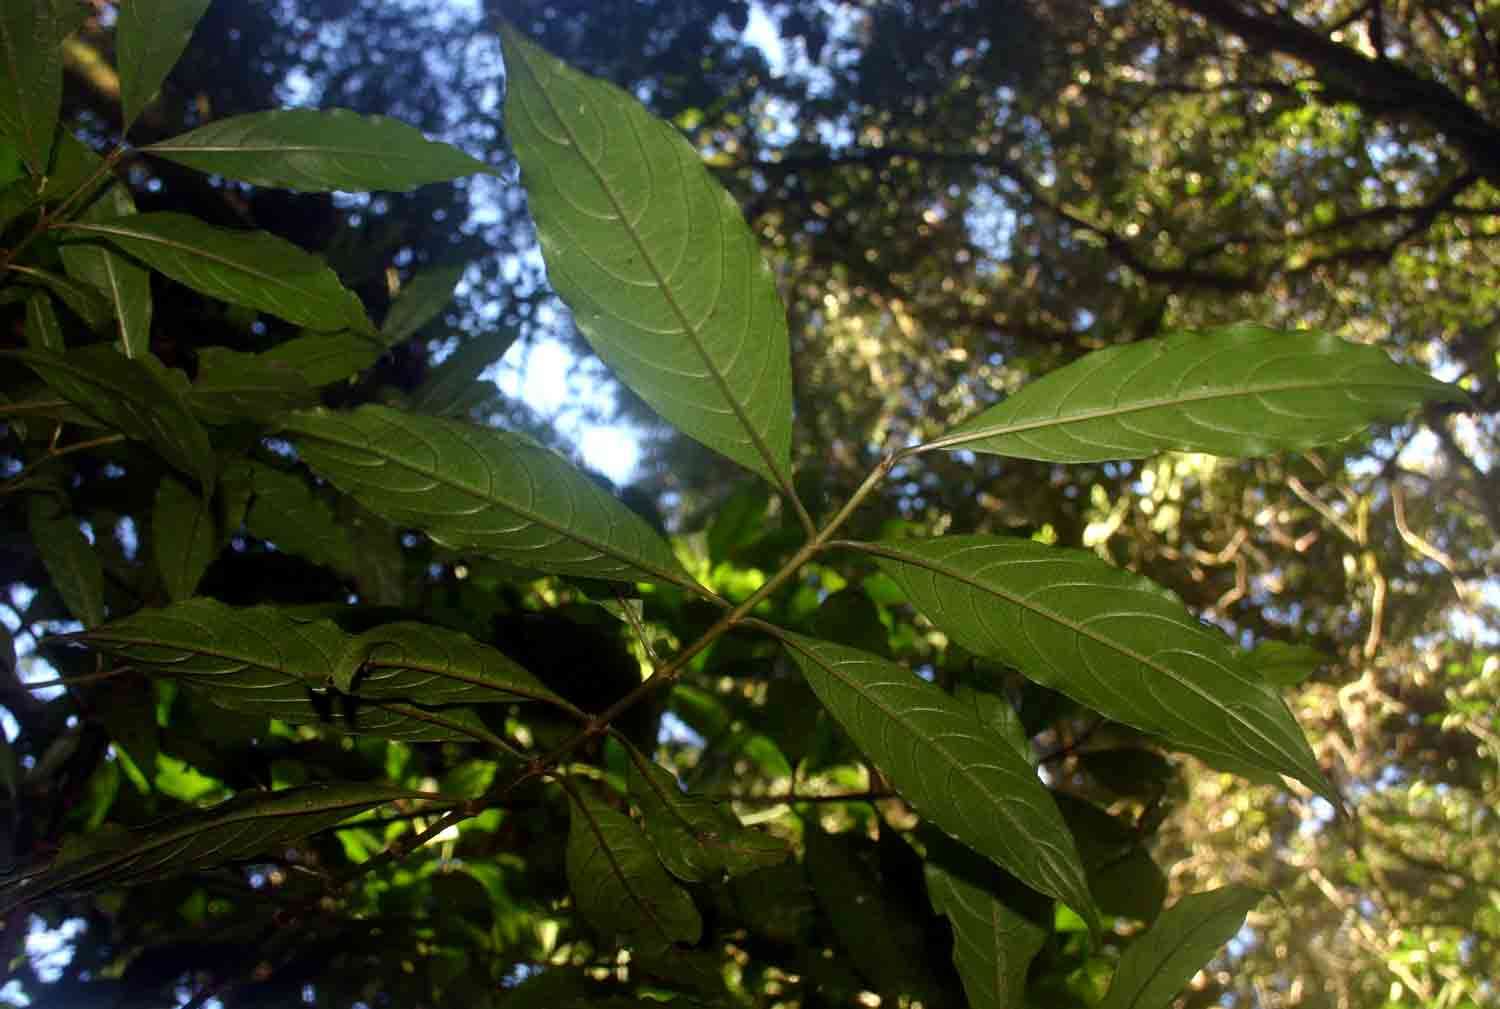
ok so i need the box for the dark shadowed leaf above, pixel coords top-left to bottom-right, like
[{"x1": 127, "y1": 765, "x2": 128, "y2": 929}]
[
  {"x1": 1056, "y1": 794, "x2": 1166, "y2": 922},
  {"x1": 151, "y1": 475, "x2": 216, "y2": 601},
  {"x1": 865, "y1": 536, "x2": 1336, "y2": 802},
  {"x1": 929, "y1": 324, "x2": 1467, "y2": 461},
  {"x1": 0, "y1": 0, "x2": 84, "y2": 172},
  {"x1": 283, "y1": 405, "x2": 695, "y2": 588},
  {"x1": 381, "y1": 261, "x2": 466, "y2": 346},
  {"x1": 8, "y1": 345, "x2": 216, "y2": 486},
  {"x1": 11, "y1": 265, "x2": 111, "y2": 333},
  {"x1": 23, "y1": 293, "x2": 63, "y2": 351},
  {"x1": 501, "y1": 26, "x2": 794, "y2": 487},
  {"x1": 228, "y1": 460, "x2": 356, "y2": 574},
  {"x1": 706, "y1": 482, "x2": 771, "y2": 565},
  {"x1": 145, "y1": 109, "x2": 492, "y2": 192},
  {"x1": 566, "y1": 788, "x2": 701, "y2": 954},
  {"x1": 116, "y1": 0, "x2": 212, "y2": 132},
  {"x1": 28, "y1": 496, "x2": 104, "y2": 627},
  {"x1": 1078, "y1": 749, "x2": 1176, "y2": 799},
  {"x1": 190, "y1": 347, "x2": 318, "y2": 424},
  {"x1": 60, "y1": 183, "x2": 153, "y2": 358},
  {"x1": 261, "y1": 330, "x2": 382, "y2": 387},
  {"x1": 780, "y1": 633, "x2": 1096, "y2": 922},
  {"x1": 64, "y1": 212, "x2": 371, "y2": 332},
  {"x1": 0, "y1": 782, "x2": 427, "y2": 911},
  {"x1": 410, "y1": 324, "x2": 520, "y2": 417},
  {"x1": 626, "y1": 753, "x2": 786, "y2": 882},
  {"x1": 1098, "y1": 887, "x2": 1267, "y2": 1009}
]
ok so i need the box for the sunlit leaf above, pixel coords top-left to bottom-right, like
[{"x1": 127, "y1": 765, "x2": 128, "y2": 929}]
[
  {"x1": 0, "y1": 782, "x2": 428, "y2": 910},
  {"x1": 116, "y1": 0, "x2": 212, "y2": 132},
  {"x1": 282, "y1": 405, "x2": 696, "y2": 589},
  {"x1": 923, "y1": 831, "x2": 1049, "y2": 1009},
  {"x1": 929, "y1": 324, "x2": 1467, "y2": 461},
  {"x1": 1097, "y1": 887, "x2": 1267, "y2": 1009},
  {"x1": 381, "y1": 260, "x2": 466, "y2": 346},
  {"x1": 500, "y1": 25, "x2": 794, "y2": 487},
  {"x1": 8, "y1": 345, "x2": 216, "y2": 487},
  {"x1": 626, "y1": 753, "x2": 786, "y2": 882},
  {"x1": 28, "y1": 496, "x2": 104, "y2": 627},
  {"x1": 0, "y1": 0, "x2": 84, "y2": 172},
  {"x1": 151, "y1": 475, "x2": 216, "y2": 602},
  {"x1": 566, "y1": 788, "x2": 702, "y2": 954},
  {"x1": 63, "y1": 212, "x2": 371, "y2": 332},
  {"x1": 23, "y1": 293, "x2": 63, "y2": 351},
  {"x1": 189, "y1": 347, "x2": 318, "y2": 424},
  {"x1": 865, "y1": 536, "x2": 1336, "y2": 802},
  {"x1": 780, "y1": 633, "x2": 1096, "y2": 922},
  {"x1": 144, "y1": 109, "x2": 492, "y2": 192},
  {"x1": 60, "y1": 183, "x2": 153, "y2": 358}
]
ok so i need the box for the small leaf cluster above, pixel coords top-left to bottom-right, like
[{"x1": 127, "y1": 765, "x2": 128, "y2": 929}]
[{"x1": 0, "y1": 4, "x2": 1467, "y2": 1007}]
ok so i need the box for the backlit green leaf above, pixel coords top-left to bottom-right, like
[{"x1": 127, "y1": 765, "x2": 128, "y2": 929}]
[
  {"x1": 626, "y1": 753, "x2": 786, "y2": 882},
  {"x1": 190, "y1": 347, "x2": 318, "y2": 424},
  {"x1": 928, "y1": 324, "x2": 1467, "y2": 461},
  {"x1": 0, "y1": 0, "x2": 84, "y2": 172},
  {"x1": 63, "y1": 212, "x2": 371, "y2": 332},
  {"x1": 566, "y1": 788, "x2": 702, "y2": 954},
  {"x1": 866, "y1": 536, "x2": 1336, "y2": 802},
  {"x1": 144, "y1": 109, "x2": 491, "y2": 192},
  {"x1": 151, "y1": 475, "x2": 216, "y2": 601},
  {"x1": 116, "y1": 0, "x2": 212, "y2": 132},
  {"x1": 282, "y1": 405, "x2": 696, "y2": 588},
  {"x1": 28, "y1": 496, "x2": 105, "y2": 627},
  {"x1": 780, "y1": 632, "x2": 1096, "y2": 922},
  {"x1": 0, "y1": 782, "x2": 426, "y2": 910},
  {"x1": 230, "y1": 460, "x2": 356, "y2": 574},
  {"x1": 1098, "y1": 887, "x2": 1266, "y2": 1009},
  {"x1": 1244, "y1": 639, "x2": 1329, "y2": 687},
  {"x1": 500, "y1": 25, "x2": 794, "y2": 488},
  {"x1": 261, "y1": 330, "x2": 382, "y2": 387},
  {"x1": 381, "y1": 260, "x2": 466, "y2": 346},
  {"x1": 60, "y1": 183, "x2": 153, "y2": 358},
  {"x1": 8, "y1": 345, "x2": 216, "y2": 486}
]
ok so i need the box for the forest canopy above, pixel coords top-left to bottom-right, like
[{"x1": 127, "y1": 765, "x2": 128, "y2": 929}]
[{"x1": 1, "y1": 1, "x2": 1496, "y2": 1008}]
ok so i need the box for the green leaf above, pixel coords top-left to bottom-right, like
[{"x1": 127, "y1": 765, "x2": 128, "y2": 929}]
[
  {"x1": 1078, "y1": 749, "x2": 1175, "y2": 799},
  {"x1": 810, "y1": 587, "x2": 891, "y2": 658},
  {"x1": 1097, "y1": 887, "x2": 1267, "y2": 1009},
  {"x1": 381, "y1": 260, "x2": 466, "y2": 346},
  {"x1": 8, "y1": 346, "x2": 216, "y2": 486},
  {"x1": 230, "y1": 460, "x2": 356, "y2": 574},
  {"x1": 929, "y1": 324, "x2": 1468, "y2": 461},
  {"x1": 410, "y1": 324, "x2": 519, "y2": 417},
  {"x1": 151, "y1": 475, "x2": 216, "y2": 601},
  {"x1": 24, "y1": 293, "x2": 63, "y2": 351},
  {"x1": 260, "y1": 330, "x2": 382, "y2": 387},
  {"x1": 59, "y1": 183, "x2": 153, "y2": 358},
  {"x1": 780, "y1": 633, "x2": 1096, "y2": 923},
  {"x1": 282, "y1": 405, "x2": 695, "y2": 589},
  {"x1": 1243, "y1": 639, "x2": 1329, "y2": 687},
  {"x1": 500, "y1": 25, "x2": 794, "y2": 487},
  {"x1": 63, "y1": 212, "x2": 371, "y2": 332},
  {"x1": 190, "y1": 347, "x2": 318, "y2": 424},
  {"x1": 1056, "y1": 794, "x2": 1166, "y2": 922},
  {"x1": 10, "y1": 265, "x2": 112, "y2": 332},
  {"x1": 706, "y1": 481, "x2": 770, "y2": 565},
  {"x1": 0, "y1": 0, "x2": 84, "y2": 173},
  {"x1": 0, "y1": 782, "x2": 425, "y2": 910},
  {"x1": 144, "y1": 109, "x2": 492, "y2": 192},
  {"x1": 115, "y1": 0, "x2": 212, "y2": 132},
  {"x1": 626, "y1": 753, "x2": 786, "y2": 882},
  {"x1": 28, "y1": 495, "x2": 105, "y2": 627},
  {"x1": 922, "y1": 831, "x2": 1049, "y2": 1009},
  {"x1": 565, "y1": 788, "x2": 702, "y2": 954},
  {"x1": 865, "y1": 536, "x2": 1336, "y2": 803}
]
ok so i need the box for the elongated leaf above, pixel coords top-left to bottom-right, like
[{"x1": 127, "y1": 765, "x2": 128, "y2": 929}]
[
  {"x1": 1056, "y1": 794, "x2": 1166, "y2": 922},
  {"x1": 566, "y1": 789, "x2": 702, "y2": 954},
  {"x1": 24, "y1": 293, "x2": 63, "y2": 351},
  {"x1": 230, "y1": 460, "x2": 356, "y2": 574},
  {"x1": 381, "y1": 260, "x2": 466, "y2": 345},
  {"x1": 282, "y1": 405, "x2": 695, "y2": 588},
  {"x1": 866, "y1": 536, "x2": 1336, "y2": 802},
  {"x1": 0, "y1": 782, "x2": 423, "y2": 910},
  {"x1": 182, "y1": 681, "x2": 499, "y2": 744},
  {"x1": 923, "y1": 832, "x2": 1048, "y2": 1009},
  {"x1": 500, "y1": 26, "x2": 793, "y2": 487},
  {"x1": 0, "y1": 0, "x2": 83, "y2": 172},
  {"x1": 11, "y1": 265, "x2": 112, "y2": 332},
  {"x1": 261, "y1": 330, "x2": 382, "y2": 387},
  {"x1": 8, "y1": 345, "x2": 216, "y2": 486},
  {"x1": 626, "y1": 754, "x2": 786, "y2": 882},
  {"x1": 116, "y1": 0, "x2": 212, "y2": 131},
  {"x1": 930, "y1": 324, "x2": 1467, "y2": 461},
  {"x1": 1244, "y1": 639, "x2": 1328, "y2": 687},
  {"x1": 780, "y1": 633, "x2": 1095, "y2": 922},
  {"x1": 144, "y1": 109, "x2": 491, "y2": 192},
  {"x1": 1098, "y1": 887, "x2": 1266, "y2": 1009},
  {"x1": 28, "y1": 496, "x2": 105, "y2": 627},
  {"x1": 331, "y1": 621, "x2": 573, "y2": 709},
  {"x1": 151, "y1": 475, "x2": 216, "y2": 601},
  {"x1": 64, "y1": 212, "x2": 371, "y2": 332},
  {"x1": 60, "y1": 184, "x2": 153, "y2": 358},
  {"x1": 190, "y1": 347, "x2": 318, "y2": 424},
  {"x1": 410, "y1": 324, "x2": 519, "y2": 416}
]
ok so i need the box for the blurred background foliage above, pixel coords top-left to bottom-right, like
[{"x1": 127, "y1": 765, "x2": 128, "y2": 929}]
[{"x1": 3, "y1": 0, "x2": 1497, "y2": 1006}]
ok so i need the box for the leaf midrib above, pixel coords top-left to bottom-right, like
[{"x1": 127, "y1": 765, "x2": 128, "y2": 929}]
[
  {"x1": 930, "y1": 373, "x2": 1442, "y2": 451},
  {"x1": 1110, "y1": 901, "x2": 1249, "y2": 1009},
  {"x1": 510, "y1": 36, "x2": 788, "y2": 489}
]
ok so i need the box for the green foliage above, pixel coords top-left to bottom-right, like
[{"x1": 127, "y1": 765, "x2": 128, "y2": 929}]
[{"x1": 0, "y1": 5, "x2": 1472, "y2": 1009}]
